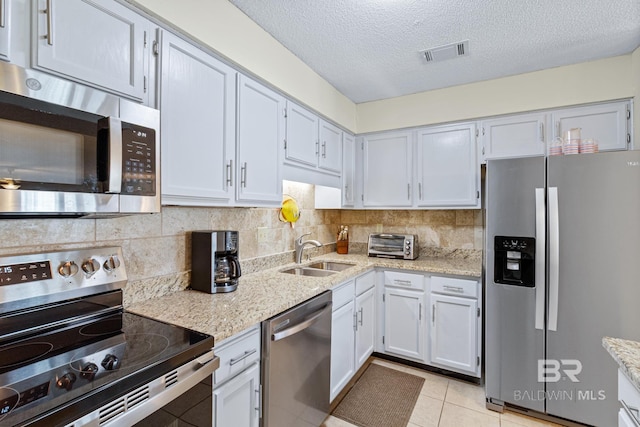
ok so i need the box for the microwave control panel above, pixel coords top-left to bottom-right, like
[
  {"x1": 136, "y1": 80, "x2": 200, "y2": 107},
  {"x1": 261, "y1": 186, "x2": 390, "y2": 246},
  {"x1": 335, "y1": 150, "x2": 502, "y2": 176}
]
[{"x1": 122, "y1": 123, "x2": 156, "y2": 196}]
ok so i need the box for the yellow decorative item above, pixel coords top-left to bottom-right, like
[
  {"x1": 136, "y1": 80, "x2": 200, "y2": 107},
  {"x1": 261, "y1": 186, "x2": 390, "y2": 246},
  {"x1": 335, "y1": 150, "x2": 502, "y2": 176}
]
[{"x1": 279, "y1": 195, "x2": 300, "y2": 228}]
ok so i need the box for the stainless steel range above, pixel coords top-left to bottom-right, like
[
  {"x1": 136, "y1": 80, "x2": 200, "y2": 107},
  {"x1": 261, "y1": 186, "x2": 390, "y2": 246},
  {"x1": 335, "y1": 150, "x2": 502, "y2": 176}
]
[{"x1": 0, "y1": 247, "x2": 218, "y2": 427}]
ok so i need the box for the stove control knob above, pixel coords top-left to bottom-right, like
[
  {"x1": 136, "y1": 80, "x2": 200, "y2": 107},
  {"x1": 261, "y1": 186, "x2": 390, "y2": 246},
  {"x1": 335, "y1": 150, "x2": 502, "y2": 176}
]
[
  {"x1": 103, "y1": 256, "x2": 121, "y2": 272},
  {"x1": 56, "y1": 373, "x2": 77, "y2": 391},
  {"x1": 81, "y1": 259, "x2": 100, "y2": 277},
  {"x1": 80, "y1": 363, "x2": 99, "y2": 381},
  {"x1": 101, "y1": 354, "x2": 120, "y2": 371},
  {"x1": 58, "y1": 261, "x2": 79, "y2": 278}
]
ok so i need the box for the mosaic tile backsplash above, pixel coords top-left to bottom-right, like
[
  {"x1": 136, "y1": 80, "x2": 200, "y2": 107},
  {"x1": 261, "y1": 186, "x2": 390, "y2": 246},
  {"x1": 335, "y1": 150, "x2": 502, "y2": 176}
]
[{"x1": 0, "y1": 181, "x2": 483, "y2": 306}]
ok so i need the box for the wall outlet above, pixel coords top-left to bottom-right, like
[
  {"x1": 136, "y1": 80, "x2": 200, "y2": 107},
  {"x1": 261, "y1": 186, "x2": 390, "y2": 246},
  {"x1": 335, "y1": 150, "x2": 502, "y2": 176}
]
[
  {"x1": 375, "y1": 223, "x2": 383, "y2": 232},
  {"x1": 257, "y1": 227, "x2": 269, "y2": 243}
]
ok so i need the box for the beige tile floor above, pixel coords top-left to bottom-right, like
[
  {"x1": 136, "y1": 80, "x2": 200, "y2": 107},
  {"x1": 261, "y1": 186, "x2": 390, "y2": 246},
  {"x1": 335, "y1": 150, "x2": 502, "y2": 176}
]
[{"x1": 323, "y1": 358, "x2": 564, "y2": 427}]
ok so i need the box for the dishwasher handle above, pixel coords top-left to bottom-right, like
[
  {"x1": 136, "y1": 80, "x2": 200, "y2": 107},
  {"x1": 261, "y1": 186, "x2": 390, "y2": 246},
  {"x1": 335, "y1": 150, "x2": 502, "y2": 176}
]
[{"x1": 271, "y1": 302, "x2": 332, "y2": 342}]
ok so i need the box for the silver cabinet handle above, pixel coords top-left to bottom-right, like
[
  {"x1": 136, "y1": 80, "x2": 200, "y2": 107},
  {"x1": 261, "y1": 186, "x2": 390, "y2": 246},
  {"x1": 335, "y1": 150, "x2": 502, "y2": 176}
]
[
  {"x1": 548, "y1": 187, "x2": 559, "y2": 331},
  {"x1": 240, "y1": 162, "x2": 247, "y2": 187},
  {"x1": 621, "y1": 399, "x2": 640, "y2": 426},
  {"x1": 353, "y1": 312, "x2": 357, "y2": 331},
  {"x1": 226, "y1": 160, "x2": 233, "y2": 186},
  {"x1": 539, "y1": 122, "x2": 545, "y2": 142},
  {"x1": 255, "y1": 385, "x2": 261, "y2": 416},
  {"x1": 394, "y1": 279, "x2": 412, "y2": 286},
  {"x1": 534, "y1": 188, "x2": 546, "y2": 330},
  {"x1": 229, "y1": 348, "x2": 257, "y2": 365},
  {"x1": 322, "y1": 141, "x2": 326, "y2": 158},
  {"x1": 407, "y1": 183, "x2": 411, "y2": 200},
  {"x1": 418, "y1": 303, "x2": 422, "y2": 321},
  {"x1": 272, "y1": 303, "x2": 332, "y2": 341},
  {"x1": 432, "y1": 304, "x2": 435, "y2": 323},
  {"x1": 443, "y1": 285, "x2": 464, "y2": 293},
  {"x1": 0, "y1": 0, "x2": 6, "y2": 28},
  {"x1": 418, "y1": 182, "x2": 422, "y2": 199},
  {"x1": 45, "y1": 0, "x2": 53, "y2": 45},
  {"x1": 358, "y1": 307, "x2": 363, "y2": 326},
  {"x1": 315, "y1": 140, "x2": 319, "y2": 156}
]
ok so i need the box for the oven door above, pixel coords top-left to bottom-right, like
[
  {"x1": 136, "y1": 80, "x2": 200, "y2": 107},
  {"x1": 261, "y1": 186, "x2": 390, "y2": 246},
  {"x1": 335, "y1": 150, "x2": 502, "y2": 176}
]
[{"x1": 67, "y1": 352, "x2": 219, "y2": 427}]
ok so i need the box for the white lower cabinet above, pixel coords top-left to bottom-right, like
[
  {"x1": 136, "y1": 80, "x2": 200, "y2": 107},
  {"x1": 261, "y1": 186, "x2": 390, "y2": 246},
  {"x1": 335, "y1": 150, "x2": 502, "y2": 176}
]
[
  {"x1": 213, "y1": 326, "x2": 261, "y2": 427},
  {"x1": 330, "y1": 271, "x2": 376, "y2": 402},
  {"x1": 214, "y1": 363, "x2": 260, "y2": 427},
  {"x1": 382, "y1": 271, "x2": 425, "y2": 361},
  {"x1": 428, "y1": 276, "x2": 481, "y2": 377}
]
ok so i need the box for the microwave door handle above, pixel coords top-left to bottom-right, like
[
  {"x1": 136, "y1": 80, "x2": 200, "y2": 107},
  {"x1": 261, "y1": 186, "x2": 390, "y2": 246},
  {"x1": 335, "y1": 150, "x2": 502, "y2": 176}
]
[{"x1": 107, "y1": 117, "x2": 123, "y2": 193}]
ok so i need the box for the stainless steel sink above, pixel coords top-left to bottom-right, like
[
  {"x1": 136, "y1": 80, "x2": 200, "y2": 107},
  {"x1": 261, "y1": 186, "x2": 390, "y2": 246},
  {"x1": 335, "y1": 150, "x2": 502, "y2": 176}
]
[
  {"x1": 280, "y1": 267, "x2": 336, "y2": 277},
  {"x1": 306, "y1": 261, "x2": 356, "y2": 272}
]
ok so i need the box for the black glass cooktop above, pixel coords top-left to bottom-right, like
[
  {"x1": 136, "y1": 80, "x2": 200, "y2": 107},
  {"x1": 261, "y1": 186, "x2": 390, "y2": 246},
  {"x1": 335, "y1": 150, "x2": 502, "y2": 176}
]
[{"x1": 0, "y1": 310, "x2": 213, "y2": 427}]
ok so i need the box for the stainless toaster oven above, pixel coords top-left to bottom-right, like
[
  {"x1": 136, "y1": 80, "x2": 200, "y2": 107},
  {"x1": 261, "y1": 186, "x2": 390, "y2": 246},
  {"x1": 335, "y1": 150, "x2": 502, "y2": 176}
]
[{"x1": 368, "y1": 234, "x2": 419, "y2": 260}]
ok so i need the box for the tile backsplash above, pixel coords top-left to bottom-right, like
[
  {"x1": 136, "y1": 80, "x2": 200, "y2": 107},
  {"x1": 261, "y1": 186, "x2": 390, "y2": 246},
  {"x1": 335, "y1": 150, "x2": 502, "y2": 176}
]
[{"x1": 0, "y1": 181, "x2": 483, "y2": 306}]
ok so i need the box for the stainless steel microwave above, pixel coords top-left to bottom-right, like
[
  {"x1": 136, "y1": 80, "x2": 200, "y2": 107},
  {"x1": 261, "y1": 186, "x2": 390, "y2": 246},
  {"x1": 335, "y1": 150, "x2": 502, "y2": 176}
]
[
  {"x1": 368, "y1": 233, "x2": 419, "y2": 260},
  {"x1": 0, "y1": 62, "x2": 160, "y2": 217}
]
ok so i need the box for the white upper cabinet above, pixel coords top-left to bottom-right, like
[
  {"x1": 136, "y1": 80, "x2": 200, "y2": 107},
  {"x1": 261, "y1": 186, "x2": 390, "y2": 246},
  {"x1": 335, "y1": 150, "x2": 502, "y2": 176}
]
[
  {"x1": 362, "y1": 130, "x2": 413, "y2": 207},
  {"x1": 284, "y1": 100, "x2": 343, "y2": 176},
  {"x1": 0, "y1": 0, "x2": 9, "y2": 61},
  {"x1": 415, "y1": 123, "x2": 480, "y2": 208},
  {"x1": 160, "y1": 31, "x2": 236, "y2": 206},
  {"x1": 285, "y1": 101, "x2": 319, "y2": 167},
  {"x1": 480, "y1": 112, "x2": 547, "y2": 161},
  {"x1": 552, "y1": 101, "x2": 631, "y2": 152},
  {"x1": 33, "y1": 0, "x2": 153, "y2": 102},
  {"x1": 319, "y1": 119, "x2": 342, "y2": 173},
  {"x1": 342, "y1": 133, "x2": 356, "y2": 207},
  {"x1": 236, "y1": 75, "x2": 285, "y2": 205}
]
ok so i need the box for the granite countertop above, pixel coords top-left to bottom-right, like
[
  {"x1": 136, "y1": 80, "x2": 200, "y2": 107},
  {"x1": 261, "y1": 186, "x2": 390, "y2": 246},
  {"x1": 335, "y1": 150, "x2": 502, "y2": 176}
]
[
  {"x1": 603, "y1": 337, "x2": 640, "y2": 391},
  {"x1": 126, "y1": 252, "x2": 481, "y2": 345}
]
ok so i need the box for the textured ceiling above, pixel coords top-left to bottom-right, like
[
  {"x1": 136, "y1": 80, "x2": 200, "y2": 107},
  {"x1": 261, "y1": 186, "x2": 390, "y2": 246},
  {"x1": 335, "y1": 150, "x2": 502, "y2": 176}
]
[{"x1": 227, "y1": 0, "x2": 640, "y2": 103}]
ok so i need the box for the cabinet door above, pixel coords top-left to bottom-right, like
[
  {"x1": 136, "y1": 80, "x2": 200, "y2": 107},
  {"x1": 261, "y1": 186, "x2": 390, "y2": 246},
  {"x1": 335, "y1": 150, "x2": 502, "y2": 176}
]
[
  {"x1": 160, "y1": 31, "x2": 236, "y2": 205},
  {"x1": 319, "y1": 119, "x2": 342, "y2": 173},
  {"x1": 214, "y1": 363, "x2": 260, "y2": 427},
  {"x1": 416, "y1": 123, "x2": 479, "y2": 208},
  {"x1": 481, "y1": 113, "x2": 546, "y2": 161},
  {"x1": 552, "y1": 102, "x2": 631, "y2": 152},
  {"x1": 342, "y1": 133, "x2": 356, "y2": 207},
  {"x1": 384, "y1": 288, "x2": 424, "y2": 360},
  {"x1": 236, "y1": 75, "x2": 284, "y2": 205},
  {"x1": 34, "y1": 0, "x2": 151, "y2": 102},
  {"x1": 0, "y1": 0, "x2": 9, "y2": 61},
  {"x1": 430, "y1": 294, "x2": 478, "y2": 375},
  {"x1": 355, "y1": 287, "x2": 375, "y2": 368},
  {"x1": 363, "y1": 131, "x2": 413, "y2": 207},
  {"x1": 331, "y1": 300, "x2": 356, "y2": 402},
  {"x1": 285, "y1": 101, "x2": 318, "y2": 167}
]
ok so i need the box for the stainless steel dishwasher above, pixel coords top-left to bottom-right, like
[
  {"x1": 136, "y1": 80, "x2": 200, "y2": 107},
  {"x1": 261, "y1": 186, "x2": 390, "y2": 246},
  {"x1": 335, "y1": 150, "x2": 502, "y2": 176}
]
[{"x1": 261, "y1": 291, "x2": 332, "y2": 427}]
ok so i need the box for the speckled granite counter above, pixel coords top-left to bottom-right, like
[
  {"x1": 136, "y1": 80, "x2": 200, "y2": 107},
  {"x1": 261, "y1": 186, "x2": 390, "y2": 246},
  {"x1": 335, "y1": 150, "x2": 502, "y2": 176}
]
[
  {"x1": 126, "y1": 252, "x2": 481, "y2": 344},
  {"x1": 603, "y1": 337, "x2": 640, "y2": 392}
]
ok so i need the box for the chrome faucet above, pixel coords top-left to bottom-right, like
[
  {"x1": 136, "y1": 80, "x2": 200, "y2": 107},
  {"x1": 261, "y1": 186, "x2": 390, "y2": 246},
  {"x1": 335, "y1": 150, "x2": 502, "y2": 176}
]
[{"x1": 295, "y1": 233, "x2": 322, "y2": 263}]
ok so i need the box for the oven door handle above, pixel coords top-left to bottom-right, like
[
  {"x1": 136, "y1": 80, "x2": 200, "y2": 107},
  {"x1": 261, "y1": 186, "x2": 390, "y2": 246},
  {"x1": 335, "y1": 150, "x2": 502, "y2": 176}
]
[
  {"x1": 106, "y1": 117, "x2": 122, "y2": 193},
  {"x1": 272, "y1": 303, "x2": 332, "y2": 342}
]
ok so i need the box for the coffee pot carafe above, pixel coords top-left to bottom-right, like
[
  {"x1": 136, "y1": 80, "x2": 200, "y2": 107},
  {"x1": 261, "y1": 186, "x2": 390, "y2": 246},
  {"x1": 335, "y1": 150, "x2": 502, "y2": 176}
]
[{"x1": 191, "y1": 230, "x2": 241, "y2": 293}]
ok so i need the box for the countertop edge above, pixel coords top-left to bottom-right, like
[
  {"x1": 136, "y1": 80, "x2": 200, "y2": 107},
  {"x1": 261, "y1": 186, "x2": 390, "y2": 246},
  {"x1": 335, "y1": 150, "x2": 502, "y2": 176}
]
[{"x1": 603, "y1": 336, "x2": 640, "y2": 392}]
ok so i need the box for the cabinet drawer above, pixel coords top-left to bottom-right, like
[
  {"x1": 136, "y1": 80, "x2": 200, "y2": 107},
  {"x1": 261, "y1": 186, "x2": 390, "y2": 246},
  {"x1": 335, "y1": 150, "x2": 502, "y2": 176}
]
[
  {"x1": 355, "y1": 270, "x2": 375, "y2": 295},
  {"x1": 618, "y1": 369, "x2": 640, "y2": 425},
  {"x1": 431, "y1": 276, "x2": 478, "y2": 298},
  {"x1": 384, "y1": 271, "x2": 424, "y2": 290},
  {"x1": 332, "y1": 280, "x2": 355, "y2": 310},
  {"x1": 215, "y1": 327, "x2": 261, "y2": 385}
]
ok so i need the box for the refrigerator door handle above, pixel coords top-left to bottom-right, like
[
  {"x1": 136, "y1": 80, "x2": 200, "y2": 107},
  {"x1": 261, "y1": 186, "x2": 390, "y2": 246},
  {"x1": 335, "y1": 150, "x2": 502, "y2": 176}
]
[
  {"x1": 548, "y1": 186, "x2": 560, "y2": 331},
  {"x1": 535, "y1": 188, "x2": 546, "y2": 330}
]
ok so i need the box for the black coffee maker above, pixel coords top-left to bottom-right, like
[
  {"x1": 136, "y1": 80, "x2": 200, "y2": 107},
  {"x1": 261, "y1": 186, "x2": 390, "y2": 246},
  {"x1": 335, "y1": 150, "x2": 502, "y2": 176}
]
[{"x1": 191, "y1": 230, "x2": 241, "y2": 293}]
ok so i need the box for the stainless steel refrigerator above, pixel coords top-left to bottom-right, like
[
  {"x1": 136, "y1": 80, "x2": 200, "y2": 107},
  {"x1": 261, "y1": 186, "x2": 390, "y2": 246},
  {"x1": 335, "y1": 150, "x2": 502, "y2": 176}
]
[{"x1": 485, "y1": 151, "x2": 640, "y2": 427}]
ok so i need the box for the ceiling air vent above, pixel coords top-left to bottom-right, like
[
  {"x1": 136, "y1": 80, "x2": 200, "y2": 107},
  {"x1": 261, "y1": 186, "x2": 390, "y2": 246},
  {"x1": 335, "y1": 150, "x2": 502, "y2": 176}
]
[{"x1": 420, "y1": 40, "x2": 469, "y2": 63}]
